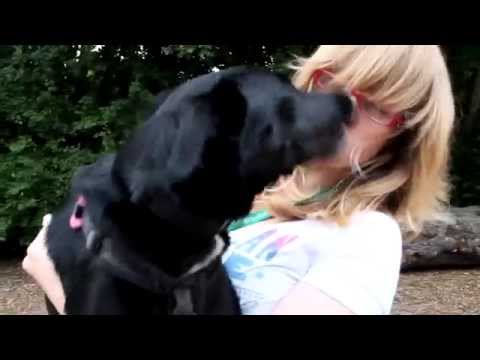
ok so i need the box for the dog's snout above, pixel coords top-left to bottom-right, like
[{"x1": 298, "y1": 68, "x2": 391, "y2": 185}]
[
  {"x1": 333, "y1": 94, "x2": 354, "y2": 125},
  {"x1": 301, "y1": 92, "x2": 354, "y2": 128}
]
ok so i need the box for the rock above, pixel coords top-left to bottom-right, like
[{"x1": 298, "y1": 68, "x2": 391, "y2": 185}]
[{"x1": 401, "y1": 206, "x2": 480, "y2": 272}]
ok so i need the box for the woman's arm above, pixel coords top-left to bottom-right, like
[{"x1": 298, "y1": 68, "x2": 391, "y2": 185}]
[
  {"x1": 22, "y1": 214, "x2": 66, "y2": 314},
  {"x1": 272, "y1": 282, "x2": 355, "y2": 315}
]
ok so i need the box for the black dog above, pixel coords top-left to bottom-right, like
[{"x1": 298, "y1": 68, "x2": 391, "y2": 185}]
[{"x1": 44, "y1": 66, "x2": 352, "y2": 315}]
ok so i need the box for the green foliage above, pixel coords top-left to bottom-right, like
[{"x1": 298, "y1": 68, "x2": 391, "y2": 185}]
[
  {"x1": 0, "y1": 45, "x2": 157, "y2": 245},
  {"x1": 0, "y1": 44, "x2": 479, "y2": 249},
  {"x1": 444, "y1": 46, "x2": 480, "y2": 206}
]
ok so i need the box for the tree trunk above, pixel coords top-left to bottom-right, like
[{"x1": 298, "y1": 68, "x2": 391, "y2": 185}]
[{"x1": 401, "y1": 206, "x2": 480, "y2": 272}]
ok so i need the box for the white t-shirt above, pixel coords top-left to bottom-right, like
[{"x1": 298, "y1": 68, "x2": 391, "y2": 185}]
[{"x1": 221, "y1": 210, "x2": 402, "y2": 315}]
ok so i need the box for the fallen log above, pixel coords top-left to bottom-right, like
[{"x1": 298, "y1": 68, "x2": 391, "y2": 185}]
[{"x1": 401, "y1": 206, "x2": 480, "y2": 272}]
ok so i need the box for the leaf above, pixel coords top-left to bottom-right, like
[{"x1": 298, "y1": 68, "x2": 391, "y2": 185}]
[
  {"x1": 16, "y1": 198, "x2": 37, "y2": 211},
  {"x1": 5, "y1": 183, "x2": 30, "y2": 196},
  {"x1": 0, "y1": 218, "x2": 8, "y2": 241},
  {"x1": 8, "y1": 137, "x2": 31, "y2": 153}
]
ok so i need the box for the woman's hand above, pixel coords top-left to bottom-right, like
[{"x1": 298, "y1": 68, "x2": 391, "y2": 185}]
[{"x1": 22, "y1": 214, "x2": 66, "y2": 314}]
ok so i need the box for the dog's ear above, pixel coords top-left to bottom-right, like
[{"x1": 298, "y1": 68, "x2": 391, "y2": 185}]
[
  {"x1": 142, "y1": 87, "x2": 177, "y2": 119},
  {"x1": 154, "y1": 88, "x2": 176, "y2": 109},
  {"x1": 205, "y1": 78, "x2": 247, "y2": 136}
]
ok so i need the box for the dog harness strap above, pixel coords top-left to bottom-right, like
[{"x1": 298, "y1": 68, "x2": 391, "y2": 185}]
[
  {"x1": 83, "y1": 208, "x2": 229, "y2": 314},
  {"x1": 172, "y1": 287, "x2": 196, "y2": 315},
  {"x1": 98, "y1": 251, "x2": 168, "y2": 295},
  {"x1": 99, "y1": 251, "x2": 196, "y2": 314}
]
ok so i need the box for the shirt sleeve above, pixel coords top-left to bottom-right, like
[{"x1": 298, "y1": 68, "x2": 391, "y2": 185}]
[{"x1": 301, "y1": 211, "x2": 403, "y2": 315}]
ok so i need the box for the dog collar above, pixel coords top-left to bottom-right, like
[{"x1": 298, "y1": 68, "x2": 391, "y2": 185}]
[
  {"x1": 94, "y1": 232, "x2": 226, "y2": 315},
  {"x1": 68, "y1": 194, "x2": 228, "y2": 314},
  {"x1": 96, "y1": 241, "x2": 198, "y2": 315}
]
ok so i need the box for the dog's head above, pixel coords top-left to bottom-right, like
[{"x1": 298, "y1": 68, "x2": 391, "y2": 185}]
[
  {"x1": 61, "y1": 67, "x2": 354, "y2": 283},
  {"x1": 114, "y1": 66, "x2": 352, "y2": 224}
]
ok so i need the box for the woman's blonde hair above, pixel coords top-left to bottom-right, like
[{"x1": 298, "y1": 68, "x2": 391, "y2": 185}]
[{"x1": 255, "y1": 45, "x2": 456, "y2": 237}]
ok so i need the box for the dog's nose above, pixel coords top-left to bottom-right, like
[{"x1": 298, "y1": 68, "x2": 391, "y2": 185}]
[
  {"x1": 300, "y1": 92, "x2": 355, "y2": 130},
  {"x1": 333, "y1": 94, "x2": 354, "y2": 126}
]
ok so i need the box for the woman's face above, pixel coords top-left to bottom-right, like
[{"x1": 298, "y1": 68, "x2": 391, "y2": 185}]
[{"x1": 307, "y1": 70, "x2": 402, "y2": 172}]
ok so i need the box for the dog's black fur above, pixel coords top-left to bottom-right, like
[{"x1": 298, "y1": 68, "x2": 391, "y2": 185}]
[{"x1": 44, "y1": 66, "x2": 352, "y2": 315}]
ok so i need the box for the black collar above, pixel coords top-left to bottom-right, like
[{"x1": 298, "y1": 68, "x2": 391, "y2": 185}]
[
  {"x1": 88, "y1": 228, "x2": 229, "y2": 315},
  {"x1": 97, "y1": 248, "x2": 197, "y2": 314},
  {"x1": 75, "y1": 196, "x2": 232, "y2": 314}
]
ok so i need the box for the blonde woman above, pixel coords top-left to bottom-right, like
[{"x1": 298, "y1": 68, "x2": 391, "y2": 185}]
[{"x1": 23, "y1": 45, "x2": 455, "y2": 315}]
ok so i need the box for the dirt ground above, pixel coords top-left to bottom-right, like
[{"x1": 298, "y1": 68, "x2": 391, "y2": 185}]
[
  {"x1": 392, "y1": 269, "x2": 480, "y2": 315},
  {"x1": 0, "y1": 260, "x2": 47, "y2": 315},
  {"x1": 1, "y1": 259, "x2": 480, "y2": 315}
]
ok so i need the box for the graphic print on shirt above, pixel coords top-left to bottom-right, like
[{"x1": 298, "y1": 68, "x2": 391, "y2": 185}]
[{"x1": 222, "y1": 227, "x2": 299, "y2": 314}]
